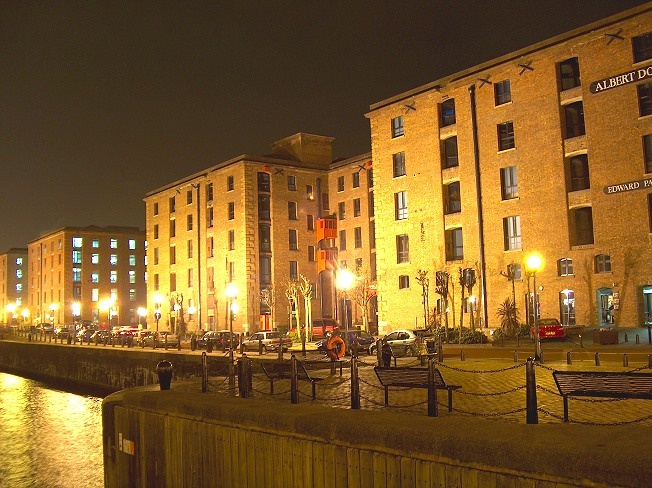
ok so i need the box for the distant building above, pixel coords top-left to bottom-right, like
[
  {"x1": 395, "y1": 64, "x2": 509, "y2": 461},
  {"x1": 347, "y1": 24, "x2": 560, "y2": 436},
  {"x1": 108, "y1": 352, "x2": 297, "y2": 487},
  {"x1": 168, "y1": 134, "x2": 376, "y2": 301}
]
[
  {"x1": 26, "y1": 226, "x2": 146, "y2": 328},
  {"x1": 0, "y1": 248, "x2": 28, "y2": 325},
  {"x1": 365, "y1": 5, "x2": 652, "y2": 331},
  {"x1": 144, "y1": 133, "x2": 376, "y2": 334}
]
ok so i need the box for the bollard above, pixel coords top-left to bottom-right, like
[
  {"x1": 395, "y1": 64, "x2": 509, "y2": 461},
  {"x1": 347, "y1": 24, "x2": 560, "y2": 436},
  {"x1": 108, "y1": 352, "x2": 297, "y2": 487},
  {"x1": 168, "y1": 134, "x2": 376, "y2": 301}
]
[
  {"x1": 290, "y1": 355, "x2": 299, "y2": 404},
  {"x1": 567, "y1": 351, "x2": 572, "y2": 365},
  {"x1": 540, "y1": 350, "x2": 544, "y2": 364},
  {"x1": 350, "y1": 356, "x2": 360, "y2": 410},
  {"x1": 207, "y1": 340, "x2": 213, "y2": 353},
  {"x1": 238, "y1": 355, "x2": 252, "y2": 398},
  {"x1": 595, "y1": 352, "x2": 601, "y2": 366},
  {"x1": 28, "y1": 333, "x2": 31, "y2": 342},
  {"x1": 437, "y1": 337, "x2": 444, "y2": 363},
  {"x1": 460, "y1": 350, "x2": 465, "y2": 361},
  {"x1": 165, "y1": 335, "x2": 169, "y2": 350},
  {"x1": 177, "y1": 338, "x2": 181, "y2": 351},
  {"x1": 623, "y1": 353, "x2": 629, "y2": 367},
  {"x1": 156, "y1": 360, "x2": 173, "y2": 390},
  {"x1": 579, "y1": 334, "x2": 583, "y2": 348},
  {"x1": 258, "y1": 339, "x2": 264, "y2": 355},
  {"x1": 201, "y1": 352, "x2": 208, "y2": 393},
  {"x1": 636, "y1": 334, "x2": 640, "y2": 345},
  {"x1": 191, "y1": 335, "x2": 197, "y2": 351},
  {"x1": 427, "y1": 357, "x2": 439, "y2": 417},
  {"x1": 648, "y1": 354, "x2": 652, "y2": 369},
  {"x1": 525, "y1": 358, "x2": 538, "y2": 424},
  {"x1": 514, "y1": 350, "x2": 519, "y2": 363},
  {"x1": 228, "y1": 349, "x2": 235, "y2": 390},
  {"x1": 625, "y1": 333, "x2": 629, "y2": 343}
]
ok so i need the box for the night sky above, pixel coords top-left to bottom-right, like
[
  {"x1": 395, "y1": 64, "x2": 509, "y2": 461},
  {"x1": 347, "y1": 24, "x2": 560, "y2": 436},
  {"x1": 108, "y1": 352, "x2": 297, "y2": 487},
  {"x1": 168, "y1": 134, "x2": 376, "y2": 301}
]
[{"x1": 1, "y1": 0, "x2": 647, "y2": 252}]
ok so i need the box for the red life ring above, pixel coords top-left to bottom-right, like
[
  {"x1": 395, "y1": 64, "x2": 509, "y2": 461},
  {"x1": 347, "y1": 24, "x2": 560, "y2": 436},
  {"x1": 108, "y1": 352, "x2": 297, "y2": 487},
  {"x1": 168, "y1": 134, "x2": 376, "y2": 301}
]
[{"x1": 326, "y1": 335, "x2": 346, "y2": 360}]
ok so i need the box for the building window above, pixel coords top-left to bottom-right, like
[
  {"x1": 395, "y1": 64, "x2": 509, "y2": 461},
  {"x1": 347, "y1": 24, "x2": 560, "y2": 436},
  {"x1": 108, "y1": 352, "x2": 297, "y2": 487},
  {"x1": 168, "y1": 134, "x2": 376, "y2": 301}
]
[
  {"x1": 308, "y1": 246, "x2": 315, "y2": 262},
  {"x1": 354, "y1": 227, "x2": 362, "y2": 248},
  {"x1": 595, "y1": 254, "x2": 612, "y2": 273},
  {"x1": 500, "y1": 166, "x2": 518, "y2": 200},
  {"x1": 129, "y1": 254, "x2": 136, "y2": 266},
  {"x1": 92, "y1": 239, "x2": 99, "y2": 248},
  {"x1": 352, "y1": 172, "x2": 360, "y2": 188},
  {"x1": 170, "y1": 246, "x2": 176, "y2": 264},
  {"x1": 353, "y1": 198, "x2": 361, "y2": 217},
  {"x1": 507, "y1": 263, "x2": 522, "y2": 280},
  {"x1": 393, "y1": 152, "x2": 406, "y2": 177},
  {"x1": 186, "y1": 189, "x2": 193, "y2": 205},
  {"x1": 260, "y1": 256, "x2": 271, "y2": 285},
  {"x1": 169, "y1": 220, "x2": 176, "y2": 238},
  {"x1": 187, "y1": 214, "x2": 193, "y2": 231},
  {"x1": 398, "y1": 275, "x2": 410, "y2": 289},
  {"x1": 129, "y1": 289, "x2": 136, "y2": 302},
  {"x1": 110, "y1": 254, "x2": 118, "y2": 265},
  {"x1": 169, "y1": 196, "x2": 176, "y2": 213},
  {"x1": 570, "y1": 207, "x2": 594, "y2": 246},
  {"x1": 129, "y1": 270, "x2": 136, "y2": 284},
  {"x1": 288, "y1": 175, "x2": 296, "y2": 191},
  {"x1": 206, "y1": 207, "x2": 214, "y2": 228},
  {"x1": 503, "y1": 216, "x2": 522, "y2": 251},
  {"x1": 289, "y1": 229, "x2": 298, "y2": 250},
  {"x1": 564, "y1": 101, "x2": 585, "y2": 138},
  {"x1": 441, "y1": 98, "x2": 456, "y2": 127},
  {"x1": 644, "y1": 135, "x2": 652, "y2": 173},
  {"x1": 170, "y1": 273, "x2": 176, "y2": 292},
  {"x1": 207, "y1": 182, "x2": 214, "y2": 200},
  {"x1": 228, "y1": 202, "x2": 235, "y2": 220},
  {"x1": 338, "y1": 202, "x2": 346, "y2": 220},
  {"x1": 258, "y1": 195, "x2": 270, "y2": 221},
  {"x1": 322, "y1": 193, "x2": 330, "y2": 210},
  {"x1": 391, "y1": 116, "x2": 404, "y2": 138},
  {"x1": 442, "y1": 136, "x2": 458, "y2": 169},
  {"x1": 226, "y1": 176, "x2": 234, "y2": 192},
  {"x1": 259, "y1": 224, "x2": 271, "y2": 252},
  {"x1": 569, "y1": 155, "x2": 590, "y2": 191},
  {"x1": 288, "y1": 201, "x2": 298, "y2": 220},
  {"x1": 396, "y1": 234, "x2": 409, "y2": 263},
  {"x1": 153, "y1": 224, "x2": 159, "y2": 239},
  {"x1": 443, "y1": 182, "x2": 460, "y2": 214},
  {"x1": 188, "y1": 239, "x2": 193, "y2": 258},
  {"x1": 337, "y1": 176, "x2": 345, "y2": 192},
  {"x1": 153, "y1": 248, "x2": 159, "y2": 265},
  {"x1": 72, "y1": 237, "x2": 83, "y2": 248},
  {"x1": 110, "y1": 270, "x2": 117, "y2": 283},
  {"x1": 633, "y1": 32, "x2": 652, "y2": 63},
  {"x1": 154, "y1": 274, "x2": 159, "y2": 290},
  {"x1": 307, "y1": 214, "x2": 315, "y2": 231},
  {"x1": 91, "y1": 253, "x2": 99, "y2": 264},
  {"x1": 72, "y1": 268, "x2": 81, "y2": 283},
  {"x1": 306, "y1": 184, "x2": 314, "y2": 199},
  {"x1": 558, "y1": 258, "x2": 574, "y2": 276},
  {"x1": 339, "y1": 230, "x2": 347, "y2": 251},
  {"x1": 207, "y1": 236, "x2": 214, "y2": 257},
  {"x1": 258, "y1": 172, "x2": 271, "y2": 192},
  {"x1": 128, "y1": 239, "x2": 136, "y2": 250},
  {"x1": 228, "y1": 262, "x2": 235, "y2": 282},
  {"x1": 226, "y1": 230, "x2": 234, "y2": 251},
  {"x1": 289, "y1": 261, "x2": 298, "y2": 281},
  {"x1": 153, "y1": 202, "x2": 159, "y2": 215},
  {"x1": 559, "y1": 57, "x2": 580, "y2": 90},
  {"x1": 188, "y1": 268, "x2": 193, "y2": 288},
  {"x1": 445, "y1": 228, "x2": 463, "y2": 261},
  {"x1": 649, "y1": 194, "x2": 652, "y2": 232},
  {"x1": 494, "y1": 80, "x2": 511, "y2": 105},
  {"x1": 394, "y1": 191, "x2": 408, "y2": 220},
  {"x1": 370, "y1": 221, "x2": 376, "y2": 249},
  {"x1": 498, "y1": 122, "x2": 515, "y2": 150},
  {"x1": 72, "y1": 250, "x2": 82, "y2": 264},
  {"x1": 638, "y1": 82, "x2": 652, "y2": 117},
  {"x1": 91, "y1": 272, "x2": 99, "y2": 283}
]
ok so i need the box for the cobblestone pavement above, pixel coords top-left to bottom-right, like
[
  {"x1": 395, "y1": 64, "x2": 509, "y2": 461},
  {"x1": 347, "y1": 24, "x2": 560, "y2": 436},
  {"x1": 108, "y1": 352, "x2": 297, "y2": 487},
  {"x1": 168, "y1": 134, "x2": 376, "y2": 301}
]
[{"x1": 204, "y1": 351, "x2": 652, "y2": 427}]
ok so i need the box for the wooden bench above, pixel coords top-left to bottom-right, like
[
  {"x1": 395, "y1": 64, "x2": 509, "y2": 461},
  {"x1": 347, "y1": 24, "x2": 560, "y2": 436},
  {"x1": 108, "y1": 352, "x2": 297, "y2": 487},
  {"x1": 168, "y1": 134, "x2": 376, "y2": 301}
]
[
  {"x1": 374, "y1": 366, "x2": 461, "y2": 412},
  {"x1": 553, "y1": 370, "x2": 652, "y2": 422},
  {"x1": 260, "y1": 361, "x2": 324, "y2": 400}
]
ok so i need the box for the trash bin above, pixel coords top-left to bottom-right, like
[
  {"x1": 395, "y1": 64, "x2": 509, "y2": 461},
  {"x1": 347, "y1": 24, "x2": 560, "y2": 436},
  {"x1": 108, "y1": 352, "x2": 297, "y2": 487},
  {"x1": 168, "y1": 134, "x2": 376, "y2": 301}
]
[
  {"x1": 190, "y1": 335, "x2": 197, "y2": 351},
  {"x1": 206, "y1": 340, "x2": 213, "y2": 353},
  {"x1": 156, "y1": 360, "x2": 173, "y2": 390},
  {"x1": 381, "y1": 342, "x2": 392, "y2": 367}
]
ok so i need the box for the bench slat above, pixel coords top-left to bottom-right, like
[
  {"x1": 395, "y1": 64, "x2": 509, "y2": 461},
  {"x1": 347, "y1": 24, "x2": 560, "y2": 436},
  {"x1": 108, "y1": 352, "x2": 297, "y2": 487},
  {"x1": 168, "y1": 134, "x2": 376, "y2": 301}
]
[{"x1": 553, "y1": 371, "x2": 652, "y2": 398}]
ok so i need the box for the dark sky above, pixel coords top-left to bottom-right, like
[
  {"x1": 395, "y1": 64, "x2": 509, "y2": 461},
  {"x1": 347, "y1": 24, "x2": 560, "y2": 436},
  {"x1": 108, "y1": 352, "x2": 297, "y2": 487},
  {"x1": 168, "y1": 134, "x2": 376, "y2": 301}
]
[{"x1": 0, "y1": 0, "x2": 647, "y2": 252}]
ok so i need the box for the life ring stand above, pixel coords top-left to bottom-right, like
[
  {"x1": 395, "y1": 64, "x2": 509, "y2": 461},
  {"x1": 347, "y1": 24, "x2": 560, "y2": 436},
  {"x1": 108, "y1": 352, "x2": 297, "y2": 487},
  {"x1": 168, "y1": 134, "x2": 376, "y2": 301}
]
[{"x1": 326, "y1": 335, "x2": 346, "y2": 360}]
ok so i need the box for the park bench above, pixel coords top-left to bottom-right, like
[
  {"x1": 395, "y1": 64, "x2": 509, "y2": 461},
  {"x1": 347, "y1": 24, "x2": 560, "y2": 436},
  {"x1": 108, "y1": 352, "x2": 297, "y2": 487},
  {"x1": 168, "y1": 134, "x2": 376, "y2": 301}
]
[
  {"x1": 552, "y1": 370, "x2": 652, "y2": 422},
  {"x1": 373, "y1": 366, "x2": 461, "y2": 412},
  {"x1": 260, "y1": 360, "x2": 324, "y2": 400}
]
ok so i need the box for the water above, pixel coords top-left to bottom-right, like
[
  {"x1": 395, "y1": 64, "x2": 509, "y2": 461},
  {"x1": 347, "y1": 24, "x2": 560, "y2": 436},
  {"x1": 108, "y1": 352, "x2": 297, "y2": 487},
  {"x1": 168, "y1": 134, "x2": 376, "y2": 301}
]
[{"x1": 0, "y1": 372, "x2": 104, "y2": 488}]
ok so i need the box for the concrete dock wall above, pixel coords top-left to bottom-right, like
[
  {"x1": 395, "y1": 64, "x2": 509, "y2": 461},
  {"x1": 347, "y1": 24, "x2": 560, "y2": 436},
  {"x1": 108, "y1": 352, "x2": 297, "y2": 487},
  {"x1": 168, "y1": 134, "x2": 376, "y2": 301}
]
[{"x1": 103, "y1": 387, "x2": 651, "y2": 488}]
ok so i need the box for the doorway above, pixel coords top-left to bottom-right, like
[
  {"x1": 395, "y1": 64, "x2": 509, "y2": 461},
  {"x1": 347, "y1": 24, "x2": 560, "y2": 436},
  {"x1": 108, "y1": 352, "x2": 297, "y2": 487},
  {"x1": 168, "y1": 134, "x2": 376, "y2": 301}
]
[
  {"x1": 596, "y1": 287, "x2": 614, "y2": 327},
  {"x1": 559, "y1": 289, "x2": 576, "y2": 326}
]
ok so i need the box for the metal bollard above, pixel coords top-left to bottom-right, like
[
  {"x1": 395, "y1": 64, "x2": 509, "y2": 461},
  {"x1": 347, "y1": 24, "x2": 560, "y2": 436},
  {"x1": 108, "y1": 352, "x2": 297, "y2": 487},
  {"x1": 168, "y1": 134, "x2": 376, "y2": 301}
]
[
  {"x1": 290, "y1": 355, "x2": 299, "y2": 404},
  {"x1": 351, "y1": 356, "x2": 360, "y2": 410},
  {"x1": 649, "y1": 354, "x2": 652, "y2": 369},
  {"x1": 595, "y1": 352, "x2": 601, "y2": 366},
  {"x1": 460, "y1": 350, "x2": 465, "y2": 361},
  {"x1": 156, "y1": 360, "x2": 173, "y2": 390},
  {"x1": 579, "y1": 334, "x2": 583, "y2": 348},
  {"x1": 514, "y1": 350, "x2": 519, "y2": 363},
  {"x1": 625, "y1": 333, "x2": 629, "y2": 343},
  {"x1": 228, "y1": 349, "x2": 235, "y2": 390},
  {"x1": 525, "y1": 358, "x2": 538, "y2": 424},
  {"x1": 636, "y1": 334, "x2": 640, "y2": 344},
  {"x1": 567, "y1": 351, "x2": 572, "y2": 365},
  {"x1": 623, "y1": 353, "x2": 629, "y2": 367},
  {"x1": 259, "y1": 339, "x2": 264, "y2": 355},
  {"x1": 201, "y1": 352, "x2": 208, "y2": 393},
  {"x1": 540, "y1": 350, "x2": 545, "y2": 364},
  {"x1": 427, "y1": 357, "x2": 438, "y2": 417}
]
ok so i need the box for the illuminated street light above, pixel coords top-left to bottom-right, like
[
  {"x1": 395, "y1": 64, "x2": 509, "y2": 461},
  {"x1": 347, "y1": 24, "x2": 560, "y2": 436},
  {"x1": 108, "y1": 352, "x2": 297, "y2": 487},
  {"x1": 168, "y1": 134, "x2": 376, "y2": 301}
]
[
  {"x1": 336, "y1": 269, "x2": 355, "y2": 353},
  {"x1": 21, "y1": 308, "x2": 30, "y2": 326},
  {"x1": 6, "y1": 303, "x2": 16, "y2": 325},
  {"x1": 99, "y1": 298, "x2": 115, "y2": 330},
  {"x1": 71, "y1": 301, "x2": 81, "y2": 325},
  {"x1": 137, "y1": 307, "x2": 147, "y2": 327},
  {"x1": 525, "y1": 253, "x2": 544, "y2": 361}
]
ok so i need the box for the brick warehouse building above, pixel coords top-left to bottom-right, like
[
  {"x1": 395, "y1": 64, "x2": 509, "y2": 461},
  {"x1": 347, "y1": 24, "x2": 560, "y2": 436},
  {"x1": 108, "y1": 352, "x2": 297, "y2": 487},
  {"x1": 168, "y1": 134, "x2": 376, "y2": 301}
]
[
  {"x1": 366, "y1": 5, "x2": 652, "y2": 332},
  {"x1": 0, "y1": 248, "x2": 28, "y2": 325},
  {"x1": 144, "y1": 133, "x2": 376, "y2": 334},
  {"x1": 26, "y1": 226, "x2": 147, "y2": 327}
]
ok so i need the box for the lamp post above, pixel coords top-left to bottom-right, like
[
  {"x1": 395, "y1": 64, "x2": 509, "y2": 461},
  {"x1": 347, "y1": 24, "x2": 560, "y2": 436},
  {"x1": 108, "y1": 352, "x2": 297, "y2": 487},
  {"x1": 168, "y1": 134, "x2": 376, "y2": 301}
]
[
  {"x1": 71, "y1": 301, "x2": 81, "y2": 326},
  {"x1": 6, "y1": 303, "x2": 16, "y2": 325},
  {"x1": 137, "y1": 307, "x2": 147, "y2": 328},
  {"x1": 525, "y1": 253, "x2": 544, "y2": 361},
  {"x1": 100, "y1": 298, "x2": 114, "y2": 330},
  {"x1": 226, "y1": 283, "x2": 238, "y2": 351},
  {"x1": 336, "y1": 269, "x2": 355, "y2": 352},
  {"x1": 153, "y1": 293, "x2": 163, "y2": 331}
]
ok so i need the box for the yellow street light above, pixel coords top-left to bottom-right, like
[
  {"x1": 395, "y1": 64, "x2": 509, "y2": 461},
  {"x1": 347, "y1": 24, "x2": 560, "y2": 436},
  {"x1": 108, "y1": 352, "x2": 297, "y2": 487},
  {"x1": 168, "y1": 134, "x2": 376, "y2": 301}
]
[{"x1": 525, "y1": 252, "x2": 544, "y2": 360}]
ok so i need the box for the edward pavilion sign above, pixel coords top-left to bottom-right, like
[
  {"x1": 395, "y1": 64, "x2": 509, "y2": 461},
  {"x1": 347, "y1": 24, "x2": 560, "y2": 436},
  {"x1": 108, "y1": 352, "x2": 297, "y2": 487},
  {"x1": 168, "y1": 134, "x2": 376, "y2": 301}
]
[
  {"x1": 590, "y1": 65, "x2": 652, "y2": 94},
  {"x1": 604, "y1": 177, "x2": 652, "y2": 195}
]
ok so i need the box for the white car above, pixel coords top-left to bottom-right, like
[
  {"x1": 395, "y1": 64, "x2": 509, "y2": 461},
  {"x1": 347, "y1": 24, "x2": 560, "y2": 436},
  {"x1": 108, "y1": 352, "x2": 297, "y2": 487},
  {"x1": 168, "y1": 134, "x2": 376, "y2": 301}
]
[{"x1": 241, "y1": 331, "x2": 292, "y2": 353}]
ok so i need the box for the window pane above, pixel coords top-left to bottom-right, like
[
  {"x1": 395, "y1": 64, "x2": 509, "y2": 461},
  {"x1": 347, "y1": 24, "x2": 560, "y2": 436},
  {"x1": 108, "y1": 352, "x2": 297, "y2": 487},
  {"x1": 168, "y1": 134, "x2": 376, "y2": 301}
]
[
  {"x1": 443, "y1": 137, "x2": 458, "y2": 168},
  {"x1": 564, "y1": 102, "x2": 585, "y2": 138},
  {"x1": 498, "y1": 122, "x2": 515, "y2": 150},
  {"x1": 638, "y1": 82, "x2": 652, "y2": 117},
  {"x1": 393, "y1": 152, "x2": 406, "y2": 177},
  {"x1": 569, "y1": 155, "x2": 590, "y2": 191},
  {"x1": 494, "y1": 80, "x2": 511, "y2": 105},
  {"x1": 560, "y1": 57, "x2": 581, "y2": 90},
  {"x1": 633, "y1": 32, "x2": 652, "y2": 63},
  {"x1": 441, "y1": 99, "x2": 456, "y2": 126},
  {"x1": 444, "y1": 182, "x2": 461, "y2": 214},
  {"x1": 391, "y1": 116, "x2": 404, "y2": 137},
  {"x1": 500, "y1": 166, "x2": 518, "y2": 199}
]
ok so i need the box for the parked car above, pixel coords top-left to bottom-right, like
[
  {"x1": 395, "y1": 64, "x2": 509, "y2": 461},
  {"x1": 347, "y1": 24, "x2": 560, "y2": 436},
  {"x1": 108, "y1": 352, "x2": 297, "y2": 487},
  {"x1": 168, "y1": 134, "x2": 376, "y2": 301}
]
[
  {"x1": 90, "y1": 330, "x2": 112, "y2": 343},
  {"x1": 315, "y1": 329, "x2": 376, "y2": 355},
  {"x1": 530, "y1": 318, "x2": 566, "y2": 340},
  {"x1": 142, "y1": 331, "x2": 180, "y2": 348},
  {"x1": 76, "y1": 328, "x2": 97, "y2": 342},
  {"x1": 135, "y1": 330, "x2": 155, "y2": 346},
  {"x1": 287, "y1": 318, "x2": 339, "y2": 340},
  {"x1": 197, "y1": 330, "x2": 239, "y2": 350},
  {"x1": 39, "y1": 323, "x2": 54, "y2": 335},
  {"x1": 370, "y1": 329, "x2": 435, "y2": 357},
  {"x1": 55, "y1": 326, "x2": 72, "y2": 338},
  {"x1": 241, "y1": 331, "x2": 292, "y2": 353}
]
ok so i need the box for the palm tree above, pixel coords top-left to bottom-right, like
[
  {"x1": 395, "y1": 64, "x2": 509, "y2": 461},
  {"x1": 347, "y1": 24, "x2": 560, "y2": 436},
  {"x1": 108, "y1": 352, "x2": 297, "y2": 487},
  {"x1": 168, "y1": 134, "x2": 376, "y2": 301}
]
[{"x1": 496, "y1": 297, "x2": 520, "y2": 338}]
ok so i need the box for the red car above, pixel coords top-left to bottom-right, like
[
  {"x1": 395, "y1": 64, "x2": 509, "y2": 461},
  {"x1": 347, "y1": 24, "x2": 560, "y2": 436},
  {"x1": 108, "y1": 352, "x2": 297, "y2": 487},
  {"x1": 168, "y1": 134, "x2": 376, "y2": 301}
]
[{"x1": 530, "y1": 318, "x2": 566, "y2": 340}]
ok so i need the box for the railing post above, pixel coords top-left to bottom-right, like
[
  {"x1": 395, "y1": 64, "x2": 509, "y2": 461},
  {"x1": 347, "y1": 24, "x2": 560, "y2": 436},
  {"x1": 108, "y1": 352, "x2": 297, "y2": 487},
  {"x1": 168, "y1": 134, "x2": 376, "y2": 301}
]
[
  {"x1": 290, "y1": 354, "x2": 299, "y2": 404},
  {"x1": 460, "y1": 350, "x2": 465, "y2": 361},
  {"x1": 526, "y1": 357, "x2": 538, "y2": 424},
  {"x1": 437, "y1": 337, "x2": 444, "y2": 363},
  {"x1": 427, "y1": 356, "x2": 439, "y2": 417},
  {"x1": 376, "y1": 339, "x2": 383, "y2": 366},
  {"x1": 228, "y1": 348, "x2": 235, "y2": 390},
  {"x1": 514, "y1": 350, "x2": 519, "y2": 363},
  {"x1": 649, "y1": 354, "x2": 652, "y2": 369},
  {"x1": 567, "y1": 351, "x2": 572, "y2": 364},
  {"x1": 636, "y1": 334, "x2": 640, "y2": 345},
  {"x1": 201, "y1": 352, "x2": 208, "y2": 393},
  {"x1": 238, "y1": 354, "x2": 251, "y2": 398},
  {"x1": 623, "y1": 353, "x2": 629, "y2": 367},
  {"x1": 595, "y1": 352, "x2": 601, "y2": 366},
  {"x1": 350, "y1": 356, "x2": 360, "y2": 409}
]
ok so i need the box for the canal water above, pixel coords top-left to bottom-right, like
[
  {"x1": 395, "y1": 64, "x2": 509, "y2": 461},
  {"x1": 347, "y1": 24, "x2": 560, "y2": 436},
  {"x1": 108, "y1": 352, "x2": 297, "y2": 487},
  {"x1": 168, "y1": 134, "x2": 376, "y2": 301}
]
[{"x1": 0, "y1": 372, "x2": 104, "y2": 488}]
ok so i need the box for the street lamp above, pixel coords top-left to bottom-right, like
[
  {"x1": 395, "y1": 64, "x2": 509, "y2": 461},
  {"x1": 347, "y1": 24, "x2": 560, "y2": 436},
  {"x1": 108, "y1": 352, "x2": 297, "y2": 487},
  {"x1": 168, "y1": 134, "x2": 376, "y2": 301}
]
[
  {"x1": 21, "y1": 308, "x2": 30, "y2": 327},
  {"x1": 153, "y1": 293, "x2": 163, "y2": 331},
  {"x1": 6, "y1": 303, "x2": 16, "y2": 325},
  {"x1": 525, "y1": 253, "x2": 544, "y2": 361},
  {"x1": 336, "y1": 269, "x2": 355, "y2": 353},
  {"x1": 71, "y1": 301, "x2": 81, "y2": 325},
  {"x1": 99, "y1": 298, "x2": 114, "y2": 330},
  {"x1": 137, "y1": 307, "x2": 147, "y2": 327},
  {"x1": 226, "y1": 283, "x2": 238, "y2": 351}
]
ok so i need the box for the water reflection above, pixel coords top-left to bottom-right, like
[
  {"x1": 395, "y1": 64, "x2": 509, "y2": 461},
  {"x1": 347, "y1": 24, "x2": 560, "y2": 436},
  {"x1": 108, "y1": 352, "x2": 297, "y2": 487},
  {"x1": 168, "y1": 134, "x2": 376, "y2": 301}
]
[{"x1": 0, "y1": 373, "x2": 103, "y2": 488}]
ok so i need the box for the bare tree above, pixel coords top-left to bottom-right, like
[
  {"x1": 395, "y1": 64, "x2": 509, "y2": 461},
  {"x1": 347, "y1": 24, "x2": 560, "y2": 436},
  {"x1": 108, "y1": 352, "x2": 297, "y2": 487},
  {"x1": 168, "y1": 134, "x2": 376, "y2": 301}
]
[
  {"x1": 351, "y1": 266, "x2": 376, "y2": 333},
  {"x1": 284, "y1": 280, "x2": 300, "y2": 340},
  {"x1": 172, "y1": 292, "x2": 186, "y2": 337},
  {"x1": 298, "y1": 275, "x2": 314, "y2": 339}
]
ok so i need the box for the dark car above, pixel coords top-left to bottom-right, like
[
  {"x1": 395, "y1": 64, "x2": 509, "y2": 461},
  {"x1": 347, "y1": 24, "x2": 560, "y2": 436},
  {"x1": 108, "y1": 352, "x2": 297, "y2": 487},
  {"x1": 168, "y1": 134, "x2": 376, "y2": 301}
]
[
  {"x1": 142, "y1": 331, "x2": 179, "y2": 348},
  {"x1": 197, "y1": 330, "x2": 239, "y2": 350},
  {"x1": 316, "y1": 329, "x2": 376, "y2": 356},
  {"x1": 530, "y1": 318, "x2": 566, "y2": 340}
]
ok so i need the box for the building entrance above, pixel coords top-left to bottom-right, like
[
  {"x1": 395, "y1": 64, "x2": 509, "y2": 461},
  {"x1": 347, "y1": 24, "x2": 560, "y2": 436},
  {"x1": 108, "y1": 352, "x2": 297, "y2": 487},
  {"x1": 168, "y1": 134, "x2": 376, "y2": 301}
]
[
  {"x1": 597, "y1": 288, "x2": 614, "y2": 327},
  {"x1": 559, "y1": 289, "x2": 575, "y2": 326}
]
